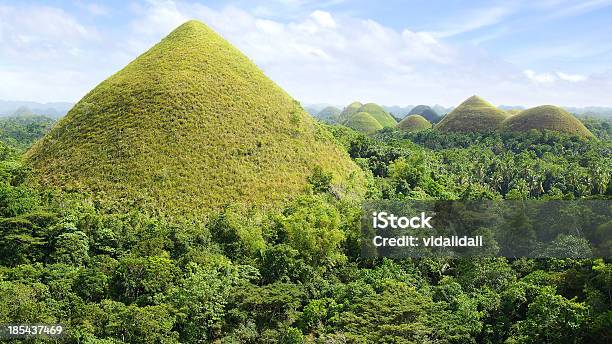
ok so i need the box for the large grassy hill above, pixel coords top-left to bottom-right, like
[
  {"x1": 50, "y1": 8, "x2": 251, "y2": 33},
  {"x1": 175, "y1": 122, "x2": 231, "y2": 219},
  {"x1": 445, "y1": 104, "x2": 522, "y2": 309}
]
[
  {"x1": 26, "y1": 20, "x2": 364, "y2": 216},
  {"x1": 397, "y1": 115, "x2": 432, "y2": 132},
  {"x1": 345, "y1": 112, "x2": 384, "y2": 134},
  {"x1": 338, "y1": 101, "x2": 363, "y2": 123},
  {"x1": 357, "y1": 103, "x2": 397, "y2": 128},
  {"x1": 436, "y1": 95, "x2": 508, "y2": 133},
  {"x1": 501, "y1": 105, "x2": 594, "y2": 138}
]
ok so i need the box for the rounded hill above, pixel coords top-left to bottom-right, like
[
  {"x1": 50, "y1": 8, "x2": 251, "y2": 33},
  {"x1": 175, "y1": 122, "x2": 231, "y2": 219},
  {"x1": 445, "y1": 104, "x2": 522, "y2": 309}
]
[
  {"x1": 397, "y1": 115, "x2": 432, "y2": 132},
  {"x1": 435, "y1": 96, "x2": 508, "y2": 133},
  {"x1": 357, "y1": 103, "x2": 397, "y2": 128},
  {"x1": 500, "y1": 105, "x2": 593, "y2": 138},
  {"x1": 345, "y1": 112, "x2": 383, "y2": 134},
  {"x1": 26, "y1": 20, "x2": 364, "y2": 216},
  {"x1": 339, "y1": 102, "x2": 363, "y2": 123}
]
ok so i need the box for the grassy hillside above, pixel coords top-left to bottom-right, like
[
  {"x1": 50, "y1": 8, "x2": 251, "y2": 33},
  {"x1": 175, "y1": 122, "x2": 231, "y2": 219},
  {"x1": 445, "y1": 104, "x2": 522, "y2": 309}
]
[
  {"x1": 397, "y1": 114, "x2": 432, "y2": 132},
  {"x1": 26, "y1": 20, "x2": 364, "y2": 217},
  {"x1": 338, "y1": 101, "x2": 363, "y2": 123},
  {"x1": 501, "y1": 105, "x2": 594, "y2": 138},
  {"x1": 358, "y1": 103, "x2": 397, "y2": 128},
  {"x1": 345, "y1": 111, "x2": 384, "y2": 134},
  {"x1": 436, "y1": 95, "x2": 508, "y2": 133}
]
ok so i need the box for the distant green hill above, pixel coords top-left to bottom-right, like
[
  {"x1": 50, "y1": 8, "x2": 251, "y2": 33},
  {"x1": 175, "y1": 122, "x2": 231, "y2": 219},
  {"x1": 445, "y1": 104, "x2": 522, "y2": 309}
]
[
  {"x1": 397, "y1": 115, "x2": 432, "y2": 132},
  {"x1": 436, "y1": 95, "x2": 508, "y2": 133},
  {"x1": 345, "y1": 112, "x2": 383, "y2": 134},
  {"x1": 501, "y1": 105, "x2": 594, "y2": 138},
  {"x1": 357, "y1": 103, "x2": 397, "y2": 128},
  {"x1": 316, "y1": 106, "x2": 341, "y2": 124},
  {"x1": 26, "y1": 20, "x2": 364, "y2": 216},
  {"x1": 408, "y1": 105, "x2": 439, "y2": 123}
]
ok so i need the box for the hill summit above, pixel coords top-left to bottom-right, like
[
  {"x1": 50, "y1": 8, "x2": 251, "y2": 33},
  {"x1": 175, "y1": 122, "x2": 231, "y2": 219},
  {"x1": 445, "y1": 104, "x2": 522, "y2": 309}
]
[
  {"x1": 397, "y1": 115, "x2": 432, "y2": 132},
  {"x1": 357, "y1": 103, "x2": 397, "y2": 128},
  {"x1": 26, "y1": 20, "x2": 364, "y2": 216},
  {"x1": 500, "y1": 105, "x2": 593, "y2": 138},
  {"x1": 435, "y1": 95, "x2": 508, "y2": 133},
  {"x1": 345, "y1": 112, "x2": 383, "y2": 134},
  {"x1": 338, "y1": 101, "x2": 363, "y2": 123}
]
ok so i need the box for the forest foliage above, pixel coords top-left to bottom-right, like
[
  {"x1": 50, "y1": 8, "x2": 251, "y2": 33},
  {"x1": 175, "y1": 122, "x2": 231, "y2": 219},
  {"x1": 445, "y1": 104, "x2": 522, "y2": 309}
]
[
  {"x1": 0, "y1": 115, "x2": 54, "y2": 152},
  {"x1": 1, "y1": 113, "x2": 610, "y2": 342}
]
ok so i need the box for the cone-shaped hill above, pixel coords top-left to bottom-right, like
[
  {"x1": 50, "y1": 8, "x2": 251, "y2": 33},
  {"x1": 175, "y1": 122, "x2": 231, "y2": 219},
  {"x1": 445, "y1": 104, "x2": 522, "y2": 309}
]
[
  {"x1": 345, "y1": 112, "x2": 384, "y2": 134},
  {"x1": 357, "y1": 103, "x2": 397, "y2": 128},
  {"x1": 500, "y1": 105, "x2": 593, "y2": 138},
  {"x1": 435, "y1": 96, "x2": 508, "y2": 133},
  {"x1": 408, "y1": 105, "x2": 439, "y2": 122},
  {"x1": 26, "y1": 20, "x2": 364, "y2": 216},
  {"x1": 397, "y1": 115, "x2": 432, "y2": 132},
  {"x1": 338, "y1": 102, "x2": 363, "y2": 123}
]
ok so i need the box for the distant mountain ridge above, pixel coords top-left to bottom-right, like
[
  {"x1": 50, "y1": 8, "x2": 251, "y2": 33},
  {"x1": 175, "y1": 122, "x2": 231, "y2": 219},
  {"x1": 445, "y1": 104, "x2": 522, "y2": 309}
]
[
  {"x1": 8, "y1": 98, "x2": 612, "y2": 122},
  {"x1": 0, "y1": 100, "x2": 72, "y2": 118}
]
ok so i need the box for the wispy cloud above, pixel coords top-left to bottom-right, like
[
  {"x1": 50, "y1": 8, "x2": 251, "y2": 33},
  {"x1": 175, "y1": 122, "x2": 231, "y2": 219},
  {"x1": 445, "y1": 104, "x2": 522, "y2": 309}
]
[
  {"x1": 75, "y1": 1, "x2": 110, "y2": 16},
  {"x1": 428, "y1": 5, "x2": 515, "y2": 38},
  {"x1": 547, "y1": 0, "x2": 612, "y2": 19},
  {"x1": 556, "y1": 71, "x2": 587, "y2": 82},
  {"x1": 0, "y1": 5, "x2": 91, "y2": 57},
  {"x1": 524, "y1": 69, "x2": 588, "y2": 83},
  {"x1": 524, "y1": 69, "x2": 557, "y2": 84}
]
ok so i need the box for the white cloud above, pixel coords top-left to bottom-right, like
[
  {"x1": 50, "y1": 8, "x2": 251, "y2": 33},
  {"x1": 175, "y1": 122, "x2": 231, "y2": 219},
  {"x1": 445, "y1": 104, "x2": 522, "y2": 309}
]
[
  {"x1": 524, "y1": 69, "x2": 588, "y2": 84},
  {"x1": 0, "y1": 4, "x2": 109, "y2": 101},
  {"x1": 524, "y1": 69, "x2": 557, "y2": 83},
  {"x1": 168, "y1": 3, "x2": 458, "y2": 104},
  {"x1": 547, "y1": 0, "x2": 612, "y2": 19},
  {"x1": 0, "y1": 5, "x2": 91, "y2": 59},
  {"x1": 130, "y1": 0, "x2": 187, "y2": 37},
  {"x1": 429, "y1": 5, "x2": 515, "y2": 38},
  {"x1": 556, "y1": 71, "x2": 587, "y2": 82},
  {"x1": 0, "y1": 0, "x2": 611, "y2": 107},
  {"x1": 76, "y1": 2, "x2": 110, "y2": 16},
  {"x1": 310, "y1": 10, "x2": 336, "y2": 28}
]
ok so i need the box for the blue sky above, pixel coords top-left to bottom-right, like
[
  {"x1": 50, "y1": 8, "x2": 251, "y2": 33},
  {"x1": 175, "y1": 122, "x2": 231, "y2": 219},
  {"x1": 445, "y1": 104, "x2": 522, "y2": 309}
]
[{"x1": 1, "y1": 0, "x2": 612, "y2": 107}]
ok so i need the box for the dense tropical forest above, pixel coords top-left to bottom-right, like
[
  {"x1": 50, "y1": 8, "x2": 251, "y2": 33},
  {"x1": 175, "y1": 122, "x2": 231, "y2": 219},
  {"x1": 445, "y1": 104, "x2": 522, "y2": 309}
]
[{"x1": 0, "y1": 110, "x2": 610, "y2": 343}]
